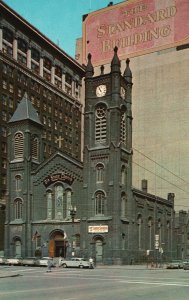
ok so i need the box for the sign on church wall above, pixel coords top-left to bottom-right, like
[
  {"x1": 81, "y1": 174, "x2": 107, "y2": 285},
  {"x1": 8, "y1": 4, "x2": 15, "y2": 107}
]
[
  {"x1": 83, "y1": 0, "x2": 189, "y2": 66},
  {"x1": 43, "y1": 173, "x2": 74, "y2": 187},
  {"x1": 88, "y1": 225, "x2": 108, "y2": 233}
]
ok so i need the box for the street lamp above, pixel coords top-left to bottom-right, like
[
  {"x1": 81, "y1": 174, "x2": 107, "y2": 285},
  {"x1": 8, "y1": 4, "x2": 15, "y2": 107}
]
[{"x1": 70, "y1": 206, "x2": 77, "y2": 257}]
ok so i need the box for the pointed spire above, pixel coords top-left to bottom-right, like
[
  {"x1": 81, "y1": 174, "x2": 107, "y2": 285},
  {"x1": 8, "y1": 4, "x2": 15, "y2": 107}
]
[
  {"x1": 111, "y1": 46, "x2": 120, "y2": 72},
  {"x1": 124, "y1": 58, "x2": 132, "y2": 83},
  {"x1": 85, "y1": 53, "x2": 94, "y2": 78},
  {"x1": 9, "y1": 92, "x2": 42, "y2": 125}
]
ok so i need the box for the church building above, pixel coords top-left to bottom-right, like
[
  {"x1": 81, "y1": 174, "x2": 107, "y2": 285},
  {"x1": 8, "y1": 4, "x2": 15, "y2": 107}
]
[{"x1": 5, "y1": 48, "x2": 175, "y2": 265}]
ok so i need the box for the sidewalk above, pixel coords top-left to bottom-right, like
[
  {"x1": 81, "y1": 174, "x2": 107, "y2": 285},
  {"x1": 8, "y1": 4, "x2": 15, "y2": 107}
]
[{"x1": 96, "y1": 264, "x2": 165, "y2": 270}]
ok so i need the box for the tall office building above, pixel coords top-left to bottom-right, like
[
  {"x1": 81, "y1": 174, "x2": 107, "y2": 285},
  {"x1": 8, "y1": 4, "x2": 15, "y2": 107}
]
[{"x1": 0, "y1": 0, "x2": 85, "y2": 210}]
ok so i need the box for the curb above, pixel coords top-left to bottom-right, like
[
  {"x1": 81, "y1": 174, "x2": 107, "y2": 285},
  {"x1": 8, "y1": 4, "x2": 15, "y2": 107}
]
[{"x1": 0, "y1": 273, "x2": 20, "y2": 278}]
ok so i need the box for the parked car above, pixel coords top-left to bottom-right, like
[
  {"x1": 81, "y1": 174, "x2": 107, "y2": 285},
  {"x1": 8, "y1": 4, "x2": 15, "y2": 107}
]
[
  {"x1": 60, "y1": 257, "x2": 90, "y2": 268},
  {"x1": 166, "y1": 260, "x2": 183, "y2": 269},
  {"x1": 37, "y1": 257, "x2": 56, "y2": 267},
  {"x1": 21, "y1": 257, "x2": 38, "y2": 266},
  {"x1": 183, "y1": 261, "x2": 189, "y2": 270},
  {"x1": 0, "y1": 257, "x2": 7, "y2": 265},
  {"x1": 6, "y1": 257, "x2": 22, "y2": 266}
]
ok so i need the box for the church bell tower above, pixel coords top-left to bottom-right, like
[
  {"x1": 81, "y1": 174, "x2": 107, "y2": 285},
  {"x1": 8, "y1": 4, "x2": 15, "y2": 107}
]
[
  {"x1": 82, "y1": 48, "x2": 134, "y2": 264},
  {"x1": 5, "y1": 93, "x2": 43, "y2": 258}
]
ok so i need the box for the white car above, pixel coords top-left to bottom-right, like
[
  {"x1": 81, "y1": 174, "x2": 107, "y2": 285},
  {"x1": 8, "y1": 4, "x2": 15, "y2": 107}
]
[
  {"x1": 37, "y1": 257, "x2": 55, "y2": 267},
  {"x1": 0, "y1": 257, "x2": 6, "y2": 264},
  {"x1": 166, "y1": 260, "x2": 183, "y2": 269},
  {"x1": 6, "y1": 257, "x2": 22, "y2": 265},
  {"x1": 60, "y1": 257, "x2": 90, "y2": 268},
  {"x1": 21, "y1": 257, "x2": 38, "y2": 266}
]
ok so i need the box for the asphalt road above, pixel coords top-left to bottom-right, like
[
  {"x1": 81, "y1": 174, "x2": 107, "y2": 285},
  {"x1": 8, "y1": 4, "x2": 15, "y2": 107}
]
[{"x1": 0, "y1": 265, "x2": 189, "y2": 300}]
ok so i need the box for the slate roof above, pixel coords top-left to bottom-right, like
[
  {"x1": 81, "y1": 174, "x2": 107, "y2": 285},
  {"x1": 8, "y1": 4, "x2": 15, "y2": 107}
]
[{"x1": 8, "y1": 93, "x2": 42, "y2": 126}]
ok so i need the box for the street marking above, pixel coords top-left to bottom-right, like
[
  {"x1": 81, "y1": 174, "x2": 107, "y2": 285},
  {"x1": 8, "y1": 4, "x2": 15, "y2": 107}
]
[{"x1": 119, "y1": 280, "x2": 189, "y2": 287}]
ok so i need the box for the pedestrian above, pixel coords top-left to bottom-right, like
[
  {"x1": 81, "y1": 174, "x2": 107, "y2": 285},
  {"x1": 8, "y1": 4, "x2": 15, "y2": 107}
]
[
  {"x1": 58, "y1": 256, "x2": 62, "y2": 267},
  {"x1": 47, "y1": 257, "x2": 53, "y2": 272},
  {"x1": 89, "y1": 257, "x2": 94, "y2": 269}
]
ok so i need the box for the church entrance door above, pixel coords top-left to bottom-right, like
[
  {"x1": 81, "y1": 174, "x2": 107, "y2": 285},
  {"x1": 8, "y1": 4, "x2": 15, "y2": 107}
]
[
  {"x1": 49, "y1": 230, "x2": 67, "y2": 258},
  {"x1": 95, "y1": 238, "x2": 103, "y2": 263}
]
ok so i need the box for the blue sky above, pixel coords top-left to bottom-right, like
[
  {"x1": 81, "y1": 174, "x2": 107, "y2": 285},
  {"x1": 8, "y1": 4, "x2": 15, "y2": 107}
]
[{"x1": 3, "y1": 0, "x2": 124, "y2": 58}]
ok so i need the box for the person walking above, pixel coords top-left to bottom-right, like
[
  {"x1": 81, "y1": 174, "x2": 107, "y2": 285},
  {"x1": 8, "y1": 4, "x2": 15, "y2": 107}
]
[
  {"x1": 89, "y1": 257, "x2": 94, "y2": 269},
  {"x1": 47, "y1": 257, "x2": 53, "y2": 272},
  {"x1": 58, "y1": 256, "x2": 62, "y2": 267}
]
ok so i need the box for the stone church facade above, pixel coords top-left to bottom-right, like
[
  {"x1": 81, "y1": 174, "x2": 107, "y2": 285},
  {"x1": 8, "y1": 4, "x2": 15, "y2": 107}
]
[{"x1": 5, "y1": 49, "x2": 175, "y2": 264}]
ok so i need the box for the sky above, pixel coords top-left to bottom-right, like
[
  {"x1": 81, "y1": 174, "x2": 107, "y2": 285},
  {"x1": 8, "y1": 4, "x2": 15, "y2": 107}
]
[{"x1": 3, "y1": 0, "x2": 125, "y2": 58}]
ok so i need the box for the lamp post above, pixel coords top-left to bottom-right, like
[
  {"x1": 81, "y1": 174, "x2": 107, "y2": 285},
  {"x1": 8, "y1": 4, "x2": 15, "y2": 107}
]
[{"x1": 70, "y1": 206, "x2": 77, "y2": 256}]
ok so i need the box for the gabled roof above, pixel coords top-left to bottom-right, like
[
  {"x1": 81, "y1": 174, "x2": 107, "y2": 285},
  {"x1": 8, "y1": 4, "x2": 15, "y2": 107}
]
[{"x1": 8, "y1": 93, "x2": 42, "y2": 126}]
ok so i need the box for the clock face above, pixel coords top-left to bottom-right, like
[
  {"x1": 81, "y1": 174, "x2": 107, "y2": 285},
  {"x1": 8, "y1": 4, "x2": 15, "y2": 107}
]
[
  {"x1": 96, "y1": 85, "x2": 107, "y2": 97},
  {"x1": 120, "y1": 87, "x2": 126, "y2": 99}
]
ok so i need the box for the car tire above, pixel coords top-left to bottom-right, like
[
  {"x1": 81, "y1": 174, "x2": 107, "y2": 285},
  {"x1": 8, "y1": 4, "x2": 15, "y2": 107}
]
[
  {"x1": 62, "y1": 263, "x2": 67, "y2": 268},
  {"x1": 79, "y1": 265, "x2": 84, "y2": 269}
]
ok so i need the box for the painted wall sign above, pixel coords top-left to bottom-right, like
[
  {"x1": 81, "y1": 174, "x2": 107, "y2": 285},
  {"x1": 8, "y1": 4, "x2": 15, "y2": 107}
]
[
  {"x1": 43, "y1": 173, "x2": 74, "y2": 187},
  {"x1": 88, "y1": 225, "x2": 108, "y2": 233},
  {"x1": 83, "y1": 0, "x2": 189, "y2": 66}
]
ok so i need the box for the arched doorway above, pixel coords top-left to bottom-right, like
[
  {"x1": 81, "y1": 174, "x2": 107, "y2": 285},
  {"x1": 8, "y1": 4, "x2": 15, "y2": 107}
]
[
  {"x1": 49, "y1": 230, "x2": 67, "y2": 258},
  {"x1": 14, "y1": 238, "x2": 21, "y2": 257},
  {"x1": 95, "y1": 238, "x2": 103, "y2": 263}
]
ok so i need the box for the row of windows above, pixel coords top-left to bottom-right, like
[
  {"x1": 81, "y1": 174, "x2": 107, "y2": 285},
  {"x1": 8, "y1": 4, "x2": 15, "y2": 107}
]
[
  {"x1": 13, "y1": 188, "x2": 127, "y2": 220},
  {"x1": 2, "y1": 73, "x2": 81, "y2": 117},
  {"x1": 137, "y1": 215, "x2": 171, "y2": 250},
  {"x1": 1, "y1": 110, "x2": 12, "y2": 122},
  {"x1": 2, "y1": 28, "x2": 80, "y2": 97}
]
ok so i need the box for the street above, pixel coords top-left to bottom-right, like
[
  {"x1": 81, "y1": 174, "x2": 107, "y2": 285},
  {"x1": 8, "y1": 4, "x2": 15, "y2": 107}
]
[{"x1": 0, "y1": 265, "x2": 189, "y2": 300}]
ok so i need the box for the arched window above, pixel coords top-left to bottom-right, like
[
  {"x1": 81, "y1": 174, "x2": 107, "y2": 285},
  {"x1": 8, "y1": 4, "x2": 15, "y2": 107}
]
[
  {"x1": 137, "y1": 215, "x2": 142, "y2": 250},
  {"x1": 14, "y1": 132, "x2": 24, "y2": 159},
  {"x1": 121, "y1": 193, "x2": 126, "y2": 217},
  {"x1": 15, "y1": 175, "x2": 22, "y2": 191},
  {"x1": 148, "y1": 217, "x2": 153, "y2": 250},
  {"x1": 75, "y1": 234, "x2": 80, "y2": 247},
  {"x1": 66, "y1": 189, "x2": 72, "y2": 218},
  {"x1": 158, "y1": 218, "x2": 162, "y2": 244},
  {"x1": 120, "y1": 109, "x2": 127, "y2": 145},
  {"x1": 47, "y1": 191, "x2": 53, "y2": 220},
  {"x1": 95, "y1": 104, "x2": 107, "y2": 143},
  {"x1": 121, "y1": 165, "x2": 126, "y2": 185},
  {"x1": 96, "y1": 163, "x2": 104, "y2": 183},
  {"x1": 166, "y1": 220, "x2": 170, "y2": 251},
  {"x1": 95, "y1": 191, "x2": 105, "y2": 215},
  {"x1": 55, "y1": 185, "x2": 64, "y2": 220},
  {"x1": 46, "y1": 185, "x2": 73, "y2": 220},
  {"x1": 14, "y1": 198, "x2": 23, "y2": 219},
  {"x1": 32, "y1": 136, "x2": 39, "y2": 161}
]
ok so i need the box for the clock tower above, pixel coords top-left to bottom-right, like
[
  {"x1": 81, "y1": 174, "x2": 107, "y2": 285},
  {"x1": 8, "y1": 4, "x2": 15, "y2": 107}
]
[{"x1": 82, "y1": 47, "x2": 134, "y2": 264}]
